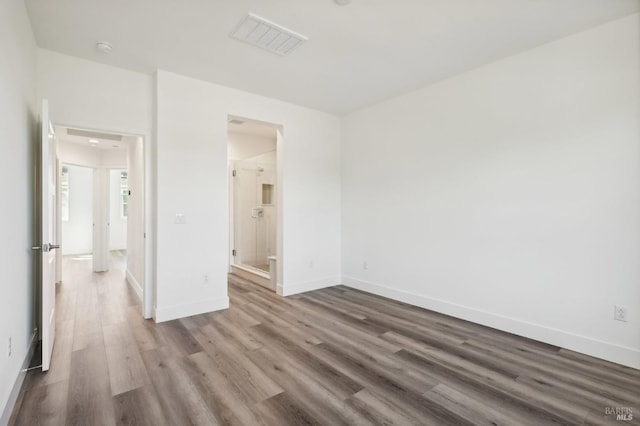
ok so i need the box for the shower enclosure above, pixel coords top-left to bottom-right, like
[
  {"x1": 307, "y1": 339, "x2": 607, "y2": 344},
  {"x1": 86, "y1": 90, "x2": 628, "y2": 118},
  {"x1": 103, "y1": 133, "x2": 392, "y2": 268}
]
[{"x1": 232, "y1": 151, "x2": 276, "y2": 276}]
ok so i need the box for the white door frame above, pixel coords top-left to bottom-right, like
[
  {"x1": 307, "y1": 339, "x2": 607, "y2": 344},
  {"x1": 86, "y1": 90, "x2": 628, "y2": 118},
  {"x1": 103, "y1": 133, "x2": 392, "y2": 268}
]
[
  {"x1": 226, "y1": 114, "x2": 283, "y2": 294},
  {"x1": 93, "y1": 167, "x2": 109, "y2": 272},
  {"x1": 55, "y1": 122, "x2": 154, "y2": 319}
]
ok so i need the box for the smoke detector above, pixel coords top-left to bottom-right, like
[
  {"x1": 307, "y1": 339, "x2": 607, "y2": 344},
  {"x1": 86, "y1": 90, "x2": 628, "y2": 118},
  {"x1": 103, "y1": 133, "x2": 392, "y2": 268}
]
[
  {"x1": 230, "y1": 13, "x2": 308, "y2": 56},
  {"x1": 95, "y1": 41, "x2": 113, "y2": 54}
]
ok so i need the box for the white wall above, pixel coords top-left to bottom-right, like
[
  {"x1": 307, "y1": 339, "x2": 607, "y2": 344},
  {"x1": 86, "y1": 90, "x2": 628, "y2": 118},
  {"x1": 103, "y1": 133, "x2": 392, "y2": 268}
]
[
  {"x1": 61, "y1": 165, "x2": 94, "y2": 255},
  {"x1": 58, "y1": 142, "x2": 101, "y2": 167},
  {"x1": 109, "y1": 169, "x2": 127, "y2": 250},
  {"x1": 57, "y1": 141, "x2": 127, "y2": 170},
  {"x1": 249, "y1": 150, "x2": 277, "y2": 166},
  {"x1": 38, "y1": 50, "x2": 153, "y2": 137},
  {"x1": 228, "y1": 132, "x2": 276, "y2": 161},
  {"x1": 0, "y1": 0, "x2": 37, "y2": 421},
  {"x1": 156, "y1": 70, "x2": 342, "y2": 321},
  {"x1": 342, "y1": 14, "x2": 640, "y2": 368}
]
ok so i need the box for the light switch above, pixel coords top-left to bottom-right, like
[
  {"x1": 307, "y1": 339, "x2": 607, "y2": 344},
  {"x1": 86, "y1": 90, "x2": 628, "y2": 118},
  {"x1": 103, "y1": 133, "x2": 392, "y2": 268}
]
[{"x1": 175, "y1": 214, "x2": 186, "y2": 224}]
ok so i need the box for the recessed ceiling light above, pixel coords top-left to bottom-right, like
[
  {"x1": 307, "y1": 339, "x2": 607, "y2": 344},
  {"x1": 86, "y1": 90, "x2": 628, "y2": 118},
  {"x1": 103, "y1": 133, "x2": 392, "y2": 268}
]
[
  {"x1": 95, "y1": 41, "x2": 113, "y2": 54},
  {"x1": 88, "y1": 139, "x2": 100, "y2": 144}
]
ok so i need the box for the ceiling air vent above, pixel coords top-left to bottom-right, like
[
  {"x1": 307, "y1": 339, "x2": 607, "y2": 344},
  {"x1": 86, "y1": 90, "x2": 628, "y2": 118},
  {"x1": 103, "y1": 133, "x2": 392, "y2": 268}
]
[
  {"x1": 230, "y1": 13, "x2": 308, "y2": 56},
  {"x1": 66, "y1": 128, "x2": 123, "y2": 142},
  {"x1": 228, "y1": 119, "x2": 245, "y2": 125}
]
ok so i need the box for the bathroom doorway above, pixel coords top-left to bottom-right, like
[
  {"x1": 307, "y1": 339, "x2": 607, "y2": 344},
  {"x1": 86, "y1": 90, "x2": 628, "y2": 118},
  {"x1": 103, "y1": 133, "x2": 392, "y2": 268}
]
[{"x1": 228, "y1": 116, "x2": 278, "y2": 291}]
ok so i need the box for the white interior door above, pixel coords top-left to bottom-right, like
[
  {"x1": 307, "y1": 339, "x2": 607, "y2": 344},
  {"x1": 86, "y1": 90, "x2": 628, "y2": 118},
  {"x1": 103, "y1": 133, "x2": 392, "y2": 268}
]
[{"x1": 39, "y1": 99, "x2": 57, "y2": 371}]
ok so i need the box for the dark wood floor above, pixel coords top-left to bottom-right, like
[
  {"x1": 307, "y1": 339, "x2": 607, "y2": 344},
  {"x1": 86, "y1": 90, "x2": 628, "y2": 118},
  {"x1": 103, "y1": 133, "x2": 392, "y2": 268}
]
[{"x1": 9, "y1": 255, "x2": 640, "y2": 425}]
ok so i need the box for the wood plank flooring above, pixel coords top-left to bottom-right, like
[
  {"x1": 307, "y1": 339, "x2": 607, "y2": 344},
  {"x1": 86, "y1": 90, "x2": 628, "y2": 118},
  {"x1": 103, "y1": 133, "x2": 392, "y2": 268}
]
[{"x1": 9, "y1": 254, "x2": 640, "y2": 425}]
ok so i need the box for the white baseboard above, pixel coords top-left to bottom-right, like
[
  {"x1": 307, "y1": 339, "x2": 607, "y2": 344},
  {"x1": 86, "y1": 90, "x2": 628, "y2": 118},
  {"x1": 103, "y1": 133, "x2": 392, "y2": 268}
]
[
  {"x1": 154, "y1": 297, "x2": 229, "y2": 323},
  {"x1": 0, "y1": 331, "x2": 37, "y2": 425},
  {"x1": 342, "y1": 276, "x2": 640, "y2": 369},
  {"x1": 278, "y1": 276, "x2": 341, "y2": 297},
  {"x1": 125, "y1": 269, "x2": 143, "y2": 302}
]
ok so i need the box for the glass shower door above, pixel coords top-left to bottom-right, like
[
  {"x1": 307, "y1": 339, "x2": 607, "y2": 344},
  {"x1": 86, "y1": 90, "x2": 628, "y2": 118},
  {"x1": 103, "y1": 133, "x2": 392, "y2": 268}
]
[
  {"x1": 234, "y1": 160, "x2": 275, "y2": 275},
  {"x1": 234, "y1": 161, "x2": 258, "y2": 270},
  {"x1": 256, "y1": 165, "x2": 275, "y2": 272}
]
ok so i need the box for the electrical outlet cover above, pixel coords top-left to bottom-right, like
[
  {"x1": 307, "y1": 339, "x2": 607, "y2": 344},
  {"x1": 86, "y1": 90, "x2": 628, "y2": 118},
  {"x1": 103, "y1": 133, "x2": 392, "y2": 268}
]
[{"x1": 614, "y1": 305, "x2": 627, "y2": 322}]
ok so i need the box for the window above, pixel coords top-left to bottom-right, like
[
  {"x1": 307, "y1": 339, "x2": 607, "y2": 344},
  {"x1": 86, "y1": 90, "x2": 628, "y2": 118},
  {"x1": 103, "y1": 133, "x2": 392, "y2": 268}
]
[
  {"x1": 120, "y1": 171, "x2": 129, "y2": 219},
  {"x1": 61, "y1": 166, "x2": 69, "y2": 221}
]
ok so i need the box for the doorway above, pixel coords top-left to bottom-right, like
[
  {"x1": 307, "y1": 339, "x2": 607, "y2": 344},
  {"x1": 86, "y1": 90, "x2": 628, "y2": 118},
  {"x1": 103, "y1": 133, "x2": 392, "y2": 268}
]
[
  {"x1": 228, "y1": 116, "x2": 279, "y2": 291},
  {"x1": 55, "y1": 125, "x2": 146, "y2": 314},
  {"x1": 59, "y1": 163, "x2": 94, "y2": 262}
]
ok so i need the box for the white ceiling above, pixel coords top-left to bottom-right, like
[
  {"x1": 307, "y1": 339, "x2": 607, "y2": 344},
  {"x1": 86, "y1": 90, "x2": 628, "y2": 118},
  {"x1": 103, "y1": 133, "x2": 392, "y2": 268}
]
[
  {"x1": 228, "y1": 118, "x2": 278, "y2": 140},
  {"x1": 25, "y1": 0, "x2": 639, "y2": 115}
]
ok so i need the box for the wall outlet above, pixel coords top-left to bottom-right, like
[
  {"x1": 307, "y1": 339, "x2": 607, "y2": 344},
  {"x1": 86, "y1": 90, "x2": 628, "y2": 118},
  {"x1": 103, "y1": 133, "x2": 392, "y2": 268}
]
[
  {"x1": 363, "y1": 260, "x2": 368, "y2": 270},
  {"x1": 8, "y1": 337, "x2": 11, "y2": 357},
  {"x1": 614, "y1": 305, "x2": 627, "y2": 322},
  {"x1": 202, "y1": 274, "x2": 209, "y2": 285},
  {"x1": 174, "y1": 214, "x2": 187, "y2": 224},
  {"x1": 309, "y1": 260, "x2": 314, "y2": 268}
]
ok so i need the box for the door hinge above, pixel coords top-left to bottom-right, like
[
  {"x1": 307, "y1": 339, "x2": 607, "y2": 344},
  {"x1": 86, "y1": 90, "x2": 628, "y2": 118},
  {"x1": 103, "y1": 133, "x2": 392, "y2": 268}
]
[
  {"x1": 232, "y1": 249, "x2": 236, "y2": 256},
  {"x1": 232, "y1": 170, "x2": 236, "y2": 177}
]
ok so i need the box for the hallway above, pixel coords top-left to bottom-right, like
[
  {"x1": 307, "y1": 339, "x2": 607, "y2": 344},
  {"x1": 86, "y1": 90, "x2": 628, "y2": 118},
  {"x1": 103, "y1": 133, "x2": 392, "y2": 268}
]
[{"x1": 10, "y1": 252, "x2": 144, "y2": 425}]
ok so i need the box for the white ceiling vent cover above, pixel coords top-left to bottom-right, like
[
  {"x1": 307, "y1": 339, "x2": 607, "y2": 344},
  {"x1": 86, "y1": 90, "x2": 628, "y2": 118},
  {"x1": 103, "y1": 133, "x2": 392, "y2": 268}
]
[
  {"x1": 66, "y1": 128, "x2": 123, "y2": 141},
  {"x1": 230, "y1": 13, "x2": 308, "y2": 56}
]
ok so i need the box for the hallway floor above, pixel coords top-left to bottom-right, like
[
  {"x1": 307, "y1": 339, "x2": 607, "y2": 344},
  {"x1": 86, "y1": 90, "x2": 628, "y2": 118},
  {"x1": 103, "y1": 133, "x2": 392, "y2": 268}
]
[{"x1": 9, "y1": 256, "x2": 640, "y2": 425}]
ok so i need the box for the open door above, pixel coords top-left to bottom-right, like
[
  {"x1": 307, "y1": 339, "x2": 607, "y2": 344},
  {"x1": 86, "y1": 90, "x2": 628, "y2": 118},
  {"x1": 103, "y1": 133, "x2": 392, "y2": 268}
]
[{"x1": 33, "y1": 99, "x2": 58, "y2": 371}]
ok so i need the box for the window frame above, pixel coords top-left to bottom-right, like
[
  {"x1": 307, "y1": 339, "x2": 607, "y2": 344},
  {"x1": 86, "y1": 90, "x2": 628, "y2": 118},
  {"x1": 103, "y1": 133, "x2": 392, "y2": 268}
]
[
  {"x1": 120, "y1": 170, "x2": 128, "y2": 220},
  {"x1": 60, "y1": 165, "x2": 70, "y2": 222}
]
